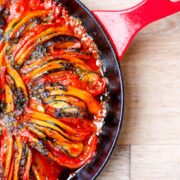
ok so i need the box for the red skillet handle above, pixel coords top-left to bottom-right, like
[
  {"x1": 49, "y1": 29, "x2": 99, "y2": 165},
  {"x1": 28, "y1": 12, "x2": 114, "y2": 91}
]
[{"x1": 92, "y1": 0, "x2": 180, "y2": 60}]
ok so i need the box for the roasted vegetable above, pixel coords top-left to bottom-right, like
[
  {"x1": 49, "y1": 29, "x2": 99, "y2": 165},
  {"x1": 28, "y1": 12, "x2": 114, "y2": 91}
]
[
  {"x1": 0, "y1": 67, "x2": 6, "y2": 101},
  {"x1": 22, "y1": 148, "x2": 32, "y2": 180},
  {"x1": 14, "y1": 137, "x2": 23, "y2": 180},
  {"x1": 8, "y1": 10, "x2": 49, "y2": 38},
  {"x1": 6, "y1": 62, "x2": 28, "y2": 100},
  {"x1": 14, "y1": 27, "x2": 72, "y2": 66},
  {"x1": 4, "y1": 135, "x2": 13, "y2": 179},
  {"x1": 40, "y1": 86, "x2": 102, "y2": 115},
  {"x1": 47, "y1": 134, "x2": 98, "y2": 169},
  {"x1": 0, "y1": 0, "x2": 106, "y2": 179},
  {"x1": 34, "y1": 125, "x2": 84, "y2": 157},
  {"x1": 5, "y1": 84, "x2": 14, "y2": 113}
]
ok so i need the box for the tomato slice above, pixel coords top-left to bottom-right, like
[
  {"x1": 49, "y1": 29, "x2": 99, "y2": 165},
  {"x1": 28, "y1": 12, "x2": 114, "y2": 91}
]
[
  {"x1": 81, "y1": 73, "x2": 107, "y2": 96},
  {"x1": 88, "y1": 78, "x2": 107, "y2": 96},
  {"x1": 40, "y1": 71, "x2": 81, "y2": 88},
  {"x1": 32, "y1": 150, "x2": 62, "y2": 180}
]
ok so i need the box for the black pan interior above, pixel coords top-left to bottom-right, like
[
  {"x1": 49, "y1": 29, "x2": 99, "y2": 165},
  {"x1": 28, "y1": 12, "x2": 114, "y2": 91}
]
[{"x1": 59, "y1": 0, "x2": 124, "y2": 179}]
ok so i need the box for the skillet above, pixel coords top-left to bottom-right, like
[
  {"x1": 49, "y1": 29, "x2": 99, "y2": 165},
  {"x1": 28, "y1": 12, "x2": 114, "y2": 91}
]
[
  {"x1": 0, "y1": 0, "x2": 179, "y2": 179},
  {"x1": 58, "y1": 1, "x2": 124, "y2": 179},
  {"x1": 59, "y1": 0, "x2": 180, "y2": 179}
]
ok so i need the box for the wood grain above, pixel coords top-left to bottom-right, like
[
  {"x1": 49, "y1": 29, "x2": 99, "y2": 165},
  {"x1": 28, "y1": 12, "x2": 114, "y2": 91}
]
[
  {"x1": 81, "y1": 0, "x2": 141, "y2": 10},
  {"x1": 81, "y1": 0, "x2": 180, "y2": 179},
  {"x1": 131, "y1": 145, "x2": 180, "y2": 180},
  {"x1": 119, "y1": 13, "x2": 180, "y2": 145},
  {"x1": 97, "y1": 146, "x2": 130, "y2": 180}
]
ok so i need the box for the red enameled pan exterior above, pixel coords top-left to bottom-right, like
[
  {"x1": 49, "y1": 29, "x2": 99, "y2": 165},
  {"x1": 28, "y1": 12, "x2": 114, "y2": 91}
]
[{"x1": 93, "y1": 0, "x2": 180, "y2": 59}]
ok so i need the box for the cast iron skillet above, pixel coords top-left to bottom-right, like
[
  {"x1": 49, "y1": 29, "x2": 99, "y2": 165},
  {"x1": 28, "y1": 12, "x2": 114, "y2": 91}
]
[{"x1": 59, "y1": 0, "x2": 180, "y2": 179}]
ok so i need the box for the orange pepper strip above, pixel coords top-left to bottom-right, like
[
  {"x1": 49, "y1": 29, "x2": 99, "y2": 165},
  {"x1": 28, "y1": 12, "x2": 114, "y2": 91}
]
[
  {"x1": 50, "y1": 41, "x2": 79, "y2": 50},
  {"x1": 4, "y1": 136, "x2": 13, "y2": 179},
  {"x1": 21, "y1": 55, "x2": 91, "y2": 74},
  {"x1": 26, "y1": 109, "x2": 82, "y2": 134},
  {"x1": 21, "y1": 56, "x2": 56, "y2": 74},
  {"x1": 47, "y1": 86, "x2": 102, "y2": 115},
  {"x1": 16, "y1": 32, "x2": 69, "y2": 66},
  {"x1": 15, "y1": 27, "x2": 71, "y2": 65},
  {"x1": 30, "y1": 119, "x2": 79, "y2": 141},
  {"x1": 22, "y1": 149, "x2": 32, "y2": 180},
  {"x1": 32, "y1": 166, "x2": 41, "y2": 180},
  {"x1": 0, "y1": 44, "x2": 9, "y2": 67},
  {"x1": 13, "y1": 137, "x2": 23, "y2": 180},
  {"x1": 34, "y1": 125, "x2": 83, "y2": 157},
  {"x1": 5, "y1": 18, "x2": 20, "y2": 35},
  {"x1": 22, "y1": 60, "x2": 64, "y2": 83},
  {"x1": 5, "y1": 84, "x2": 14, "y2": 113},
  {"x1": 57, "y1": 53, "x2": 92, "y2": 69},
  {"x1": 33, "y1": 123, "x2": 85, "y2": 142},
  {"x1": 11, "y1": 24, "x2": 49, "y2": 57},
  {"x1": 27, "y1": 125, "x2": 46, "y2": 139},
  {"x1": 8, "y1": 157, "x2": 14, "y2": 180},
  {"x1": 34, "y1": 125, "x2": 69, "y2": 143},
  {"x1": 6, "y1": 61, "x2": 28, "y2": 99},
  {"x1": 9, "y1": 10, "x2": 49, "y2": 38}
]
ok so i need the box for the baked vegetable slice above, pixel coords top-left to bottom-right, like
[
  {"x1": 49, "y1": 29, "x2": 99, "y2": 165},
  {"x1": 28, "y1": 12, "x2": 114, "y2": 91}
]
[{"x1": 0, "y1": 0, "x2": 107, "y2": 179}]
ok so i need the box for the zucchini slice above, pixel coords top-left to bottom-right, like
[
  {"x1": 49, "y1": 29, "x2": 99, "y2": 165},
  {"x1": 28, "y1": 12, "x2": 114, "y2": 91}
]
[
  {"x1": 43, "y1": 86, "x2": 101, "y2": 115},
  {"x1": 34, "y1": 125, "x2": 83, "y2": 157}
]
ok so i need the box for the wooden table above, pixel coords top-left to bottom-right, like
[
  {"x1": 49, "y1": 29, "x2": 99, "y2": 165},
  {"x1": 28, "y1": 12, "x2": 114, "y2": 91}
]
[{"x1": 81, "y1": 1, "x2": 180, "y2": 179}]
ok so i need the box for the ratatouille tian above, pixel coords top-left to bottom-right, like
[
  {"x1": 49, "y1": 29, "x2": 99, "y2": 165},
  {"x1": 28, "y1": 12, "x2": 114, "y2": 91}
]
[{"x1": 0, "y1": 0, "x2": 107, "y2": 179}]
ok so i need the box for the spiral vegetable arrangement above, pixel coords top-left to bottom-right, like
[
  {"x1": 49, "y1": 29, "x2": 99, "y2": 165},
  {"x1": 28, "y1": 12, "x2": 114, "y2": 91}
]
[{"x1": 0, "y1": 0, "x2": 107, "y2": 179}]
